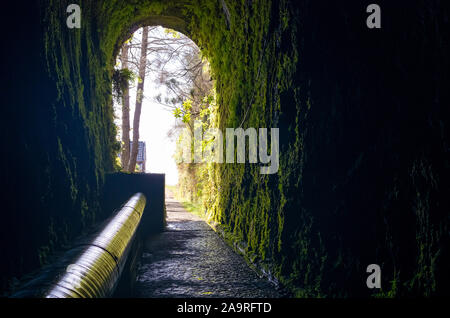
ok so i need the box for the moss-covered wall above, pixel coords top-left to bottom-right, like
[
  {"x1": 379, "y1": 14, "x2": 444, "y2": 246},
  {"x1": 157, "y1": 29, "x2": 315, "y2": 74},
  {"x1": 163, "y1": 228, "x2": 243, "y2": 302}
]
[
  {"x1": 1, "y1": 0, "x2": 449, "y2": 297},
  {"x1": 1, "y1": 0, "x2": 120, "y2": 293},
  {"x1": 183, "y1": 0, "x2": 450, "y2": 297}
]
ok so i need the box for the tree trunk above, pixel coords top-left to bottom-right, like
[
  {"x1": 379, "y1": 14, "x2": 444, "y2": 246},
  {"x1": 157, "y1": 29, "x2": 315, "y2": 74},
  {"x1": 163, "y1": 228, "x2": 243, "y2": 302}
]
[
  {"x1": 120, "y1": 43, "x2": 131, "y2": 170},
  {"x1": 128, "y1": 26, "x2": 149, "y2": 172}
]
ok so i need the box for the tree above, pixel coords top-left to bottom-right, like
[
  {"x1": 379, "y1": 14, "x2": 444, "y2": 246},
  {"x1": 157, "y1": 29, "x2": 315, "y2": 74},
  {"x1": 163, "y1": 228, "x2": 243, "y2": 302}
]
[
  {"x1": 120, "y1": 43, "x2": 131, "y2": 170},
  {"x1": 128, "y1": 26, "x2": 149, "y2": 172},
  {"x1": 115, "y1": 26, "x2": 212, "y2": 173}
]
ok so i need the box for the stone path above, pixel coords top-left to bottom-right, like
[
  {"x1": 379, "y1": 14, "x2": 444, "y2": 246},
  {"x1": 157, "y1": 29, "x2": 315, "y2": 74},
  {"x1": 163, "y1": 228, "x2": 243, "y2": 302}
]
[{"x1": 134, "y1": 192, "x2": 281, "y2": 298}]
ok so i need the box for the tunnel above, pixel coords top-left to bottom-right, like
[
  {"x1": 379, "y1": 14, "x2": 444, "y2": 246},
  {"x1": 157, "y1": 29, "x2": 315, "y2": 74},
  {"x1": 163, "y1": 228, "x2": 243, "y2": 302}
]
[{"x1": 1, "y1": 0, "x2": 449, "y2": 298}]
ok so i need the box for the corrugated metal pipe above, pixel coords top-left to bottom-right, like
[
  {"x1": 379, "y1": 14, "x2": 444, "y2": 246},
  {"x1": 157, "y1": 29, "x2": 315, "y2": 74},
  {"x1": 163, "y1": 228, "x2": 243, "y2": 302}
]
[{"x1": 12, "y1": 193, "x2": 146, "y2": 298}]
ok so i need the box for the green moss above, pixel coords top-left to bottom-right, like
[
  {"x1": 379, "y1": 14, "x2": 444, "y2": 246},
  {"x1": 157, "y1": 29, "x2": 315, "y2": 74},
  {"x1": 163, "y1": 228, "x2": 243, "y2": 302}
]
[
  {"x1": 26, "y1": 0, "x2": 448, "y2": 298},
  {"x1": 38, "y1": 245, "x2": 50, "y2": 266}
]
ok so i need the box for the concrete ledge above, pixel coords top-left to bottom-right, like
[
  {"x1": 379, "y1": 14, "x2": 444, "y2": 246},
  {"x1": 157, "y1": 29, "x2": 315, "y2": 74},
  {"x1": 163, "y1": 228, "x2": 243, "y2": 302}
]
[{"x1": 103, "y1": 173, "x2": 166, "y2": 237}]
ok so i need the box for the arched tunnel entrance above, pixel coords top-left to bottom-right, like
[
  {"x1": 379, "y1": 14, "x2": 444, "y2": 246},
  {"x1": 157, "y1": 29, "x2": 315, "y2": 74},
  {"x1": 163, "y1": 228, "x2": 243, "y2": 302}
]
[
  {"x1": 1, "y1": 0, "x2": 449, "y2": 299},
  {"x1": 108, "y1": 23, "x2": 283, "y2": 297}
]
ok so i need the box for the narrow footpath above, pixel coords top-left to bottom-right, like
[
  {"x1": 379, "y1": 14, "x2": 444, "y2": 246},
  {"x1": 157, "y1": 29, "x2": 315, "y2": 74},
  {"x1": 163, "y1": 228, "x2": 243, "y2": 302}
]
[{"x1": 134, "y1": 192, "x2": 281, "y2": 298}]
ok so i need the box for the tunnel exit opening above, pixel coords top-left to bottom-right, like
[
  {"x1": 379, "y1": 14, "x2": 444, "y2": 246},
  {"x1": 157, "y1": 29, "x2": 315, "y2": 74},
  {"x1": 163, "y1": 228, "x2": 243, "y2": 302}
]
[{"x1": 112, "y1": 25, "x2": 213, "y2": 188}]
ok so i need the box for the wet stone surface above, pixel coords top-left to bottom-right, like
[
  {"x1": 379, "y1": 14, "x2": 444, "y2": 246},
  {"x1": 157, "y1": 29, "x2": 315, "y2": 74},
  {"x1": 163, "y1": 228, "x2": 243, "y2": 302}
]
[{"x1": 134, "y1": 194, "x2": 282, "y2": 298}]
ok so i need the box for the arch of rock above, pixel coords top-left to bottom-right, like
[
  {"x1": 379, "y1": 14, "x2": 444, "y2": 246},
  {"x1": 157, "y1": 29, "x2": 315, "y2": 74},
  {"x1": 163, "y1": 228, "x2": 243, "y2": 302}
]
[{"x1": 1, "y1": 0, "x2": 449, "y2": 297}]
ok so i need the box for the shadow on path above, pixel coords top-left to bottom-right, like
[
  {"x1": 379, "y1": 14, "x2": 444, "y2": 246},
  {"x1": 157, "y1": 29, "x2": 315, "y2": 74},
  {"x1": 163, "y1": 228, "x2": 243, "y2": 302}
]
[{"x1": 134, "y1": 191, "x2": 281, "y2": 298}]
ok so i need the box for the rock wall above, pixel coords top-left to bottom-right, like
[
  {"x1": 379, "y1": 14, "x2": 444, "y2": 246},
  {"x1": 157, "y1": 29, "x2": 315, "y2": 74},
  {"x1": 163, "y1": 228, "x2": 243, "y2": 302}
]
[{"x1": 1, "y1": 0, "x2": 448, "y2": 296}]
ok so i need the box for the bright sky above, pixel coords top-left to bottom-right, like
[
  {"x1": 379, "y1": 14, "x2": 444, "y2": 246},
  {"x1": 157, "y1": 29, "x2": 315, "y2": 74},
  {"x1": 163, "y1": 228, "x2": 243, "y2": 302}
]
[
  {"x1": 114, "y1": 26, "x2": 196, "y2": 186},
  {"x1": 138, "y1": 90, "x2": 178, "y2": 185}
]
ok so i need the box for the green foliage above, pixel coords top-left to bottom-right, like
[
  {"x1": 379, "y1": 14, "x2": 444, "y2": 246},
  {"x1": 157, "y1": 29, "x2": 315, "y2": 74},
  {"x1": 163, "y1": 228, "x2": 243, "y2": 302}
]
[
  {"x1": 174, "y1": 99, "x2": 194, "y2": 123},
  {"x1": 112, "y1": 68, "x2": 134, "y2": 100},
  {"x1": 164, "y1": 28, "x2": 181, "y2": 38}
]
